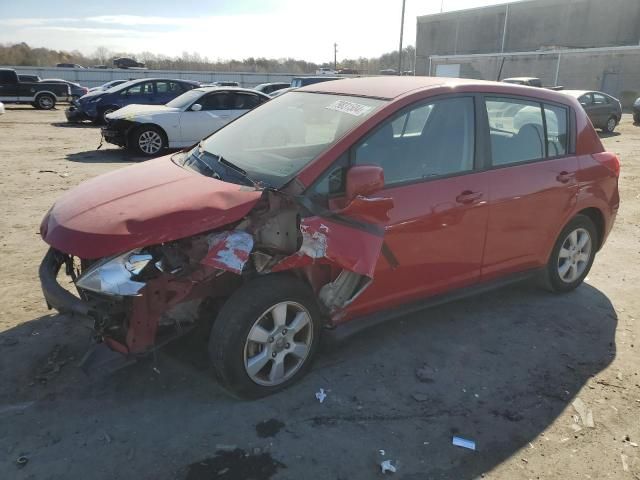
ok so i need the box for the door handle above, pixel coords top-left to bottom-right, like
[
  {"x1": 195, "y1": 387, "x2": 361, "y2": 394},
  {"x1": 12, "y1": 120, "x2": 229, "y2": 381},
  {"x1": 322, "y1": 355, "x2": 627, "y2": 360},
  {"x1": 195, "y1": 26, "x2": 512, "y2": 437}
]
[
  {"x1": 556, "y1": 171, "x2": 574, "y2": 183},
  {"x1": 455, "y1": 190, "x2": 483, "y2": 204}
]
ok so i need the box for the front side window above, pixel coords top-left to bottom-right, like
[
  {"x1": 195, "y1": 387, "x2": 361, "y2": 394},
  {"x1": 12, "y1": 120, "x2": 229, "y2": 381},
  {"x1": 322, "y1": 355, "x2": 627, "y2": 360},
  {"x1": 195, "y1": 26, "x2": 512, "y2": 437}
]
[
  {"x1": 578, "y1": 94, "x2": 593, "y2": 106},
  {"x1": 354, "y1": 97, "x2": 475, "y2": 185}
]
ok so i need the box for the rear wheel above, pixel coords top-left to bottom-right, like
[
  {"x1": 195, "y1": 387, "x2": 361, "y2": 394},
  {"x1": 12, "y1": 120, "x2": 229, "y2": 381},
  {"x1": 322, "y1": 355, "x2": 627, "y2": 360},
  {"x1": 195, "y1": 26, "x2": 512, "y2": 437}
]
[
  {"x1": 132, "y1": 125, "x2": 166, "y2": 157},
  {"x1": 633, "y1": 113, "x2": 640, "y2": 124},
  {"x1": 35, "y1": 93, "x2": 55, "y2": 110},
  {"x1": 603, "y1": 116, "x2": 617, "y2": 133},
  {"x1": 543, "y1": 214, "x2": 598, "y2": 293},
  {"x1": 209, "y1": 274, "x2": 322, "y2": 399}
]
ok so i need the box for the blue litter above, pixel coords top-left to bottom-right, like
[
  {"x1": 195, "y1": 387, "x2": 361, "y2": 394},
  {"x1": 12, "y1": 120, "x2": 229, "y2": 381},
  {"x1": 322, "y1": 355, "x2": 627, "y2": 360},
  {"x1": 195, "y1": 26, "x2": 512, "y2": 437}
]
[{"x1": 452, "y1": 436, "x2": 476, "y2": 450}]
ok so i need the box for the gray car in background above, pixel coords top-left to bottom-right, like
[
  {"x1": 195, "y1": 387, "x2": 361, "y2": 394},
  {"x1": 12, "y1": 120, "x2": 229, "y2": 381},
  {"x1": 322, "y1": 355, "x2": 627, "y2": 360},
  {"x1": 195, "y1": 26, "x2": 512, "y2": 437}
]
[{"x1": 563, "y1": 90, "x2": 622, "y2": 133}]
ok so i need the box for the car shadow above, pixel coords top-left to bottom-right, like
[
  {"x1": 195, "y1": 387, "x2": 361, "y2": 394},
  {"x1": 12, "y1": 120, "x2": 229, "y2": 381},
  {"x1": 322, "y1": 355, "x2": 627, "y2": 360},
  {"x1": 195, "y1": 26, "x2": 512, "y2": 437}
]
[
  {"x1": 66, "y1": 148, "x2": 148, "y2": 164},
  {"x1": 0, "y1": 282, "x2": 617, "y2": 479},
  {"x1": 598, "y1": 131, "x2": 621, "y2": 138},
  {"x1": 51, "y1": 121, "x2": 97, "y2": 129}
]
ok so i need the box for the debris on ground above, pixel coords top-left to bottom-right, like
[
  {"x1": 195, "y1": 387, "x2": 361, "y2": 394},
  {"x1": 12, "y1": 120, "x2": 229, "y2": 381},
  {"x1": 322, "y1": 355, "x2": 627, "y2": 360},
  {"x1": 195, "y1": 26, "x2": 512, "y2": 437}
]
[
  {"x1": 452, "y1": 436, "x2": 476, "y2": 451},
  {"x1": 380, "y1": 459, "x2": 397, "y2": 474},
  {"x1": 315, "y1": 388, "x2": 327, "y2": 403},
  {"x1": 16, "y1": 455, "x2": 28, "y2": 467},
  {"x1": 571, "y1": 398, "x2": 595, "y2": 428},
  {"x1": 377, "y1": 450, "x2": 397, "y2": 474},
  {"x1": 621, "y1": 453, "x2": 629, "y2": 472},
  {"x1": 37, "y1": 169, "x2": 70, "y2": 178}
]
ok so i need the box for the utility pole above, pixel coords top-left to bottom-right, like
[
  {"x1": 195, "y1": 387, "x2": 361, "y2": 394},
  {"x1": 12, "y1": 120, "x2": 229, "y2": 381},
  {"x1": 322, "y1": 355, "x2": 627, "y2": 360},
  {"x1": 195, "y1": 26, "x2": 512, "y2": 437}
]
[
  {"x1": 334, "y1": 43, "x2": 338, "y2": 71},
  {"x1": 398, "y1": 0, "x2": 406, "y2": 75}
]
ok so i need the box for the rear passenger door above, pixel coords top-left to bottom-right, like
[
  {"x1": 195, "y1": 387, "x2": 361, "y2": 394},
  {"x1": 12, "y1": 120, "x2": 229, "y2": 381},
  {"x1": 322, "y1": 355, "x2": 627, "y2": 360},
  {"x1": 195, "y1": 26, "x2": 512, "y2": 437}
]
[{"x1": 481, "y1": 96, "x2": 578, "y2": 281}]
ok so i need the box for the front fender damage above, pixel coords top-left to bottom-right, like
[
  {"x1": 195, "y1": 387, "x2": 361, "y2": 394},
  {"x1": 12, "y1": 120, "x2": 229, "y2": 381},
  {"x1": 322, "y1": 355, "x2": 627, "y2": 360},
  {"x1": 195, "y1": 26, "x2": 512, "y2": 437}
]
[{"x1": 76, "y1": 188, "x2": 394, "y2": 371}]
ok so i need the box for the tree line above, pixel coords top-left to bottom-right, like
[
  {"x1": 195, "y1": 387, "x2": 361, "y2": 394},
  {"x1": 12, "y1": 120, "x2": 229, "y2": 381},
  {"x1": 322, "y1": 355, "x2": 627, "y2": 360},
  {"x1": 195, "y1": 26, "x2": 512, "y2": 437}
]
[{"x1": 0, "y1": 42, "x2": 416, "y2": 75}]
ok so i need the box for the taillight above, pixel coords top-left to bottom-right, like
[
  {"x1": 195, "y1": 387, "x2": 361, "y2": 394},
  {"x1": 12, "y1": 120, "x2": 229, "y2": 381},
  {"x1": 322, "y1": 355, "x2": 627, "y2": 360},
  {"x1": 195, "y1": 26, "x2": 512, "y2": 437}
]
[{"x1": 593, "y1": 152, "x2": 620, "y2": 177}]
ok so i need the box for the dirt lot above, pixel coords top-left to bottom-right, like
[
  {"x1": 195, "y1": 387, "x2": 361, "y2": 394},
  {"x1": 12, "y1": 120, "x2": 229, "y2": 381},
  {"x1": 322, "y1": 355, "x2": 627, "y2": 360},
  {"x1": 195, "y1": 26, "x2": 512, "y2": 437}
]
[{"x1": 0, "y1": 105, "x2": 639, "y2": 480}]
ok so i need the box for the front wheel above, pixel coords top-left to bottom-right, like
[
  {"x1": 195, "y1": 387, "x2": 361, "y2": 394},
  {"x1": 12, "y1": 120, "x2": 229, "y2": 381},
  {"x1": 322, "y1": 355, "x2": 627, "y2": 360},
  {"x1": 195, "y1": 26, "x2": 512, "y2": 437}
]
[
  {"x1": 543, "y1": 214, "x2": 598, "y2": 293},
  {"x1": 35, "y1": 93, "x2": 55, "y2": 110},
  {"x1": 209, "y1": 274, "x2": 322, "y2": 399},
  {"x1": 132, "y1": 125, "x2": 166, "y2": 157}
]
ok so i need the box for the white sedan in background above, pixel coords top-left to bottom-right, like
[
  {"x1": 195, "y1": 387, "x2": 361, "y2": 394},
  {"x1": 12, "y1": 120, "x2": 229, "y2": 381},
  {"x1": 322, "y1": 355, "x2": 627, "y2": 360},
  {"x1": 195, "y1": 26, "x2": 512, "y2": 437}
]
[{"x1": 102, "y1": 87, "x2": 270, "y2": 156}]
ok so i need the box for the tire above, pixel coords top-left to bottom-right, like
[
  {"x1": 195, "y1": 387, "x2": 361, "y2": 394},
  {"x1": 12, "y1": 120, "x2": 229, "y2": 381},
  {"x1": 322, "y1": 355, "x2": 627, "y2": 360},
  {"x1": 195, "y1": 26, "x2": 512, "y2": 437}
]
[
  {"x1": 209, "y1": 274, "x2": 322, "y2": 399},
  {"x1": 603, "y1": 116, "x2": 617, "y2": 133},
  {"x1": 543, "y1": 214, "x2": 598, "y2": 293},
  {"x1": 633, "y1": 113, "x2": 640, "y2": 125},
  {"x1": 131, "y1": 125, "x2": 166, "y2": 157},
  {"x1": 35, "y1": 93, "x2": 55, "y2": 110}
]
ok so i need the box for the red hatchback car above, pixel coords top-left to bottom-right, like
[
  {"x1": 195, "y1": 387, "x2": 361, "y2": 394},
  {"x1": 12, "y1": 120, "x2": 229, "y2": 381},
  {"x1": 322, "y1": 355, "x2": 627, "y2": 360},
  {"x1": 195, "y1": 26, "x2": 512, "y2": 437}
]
[{"x1": 39, "y1": 77, "x2": 620, "y2": 398}]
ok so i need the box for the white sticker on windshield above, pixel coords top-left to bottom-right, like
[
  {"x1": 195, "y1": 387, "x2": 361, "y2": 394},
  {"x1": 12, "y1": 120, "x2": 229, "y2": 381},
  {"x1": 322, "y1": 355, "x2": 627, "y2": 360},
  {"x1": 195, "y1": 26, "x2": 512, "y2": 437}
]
[{"x1": 325, "y1": 100, "x2": 373, "y2": 117}]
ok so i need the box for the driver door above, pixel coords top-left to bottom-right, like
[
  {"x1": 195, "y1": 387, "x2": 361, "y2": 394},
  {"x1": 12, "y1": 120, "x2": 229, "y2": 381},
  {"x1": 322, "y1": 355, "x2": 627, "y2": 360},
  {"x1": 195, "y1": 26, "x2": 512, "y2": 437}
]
[{"x1": 179, "y1": 91, "x2": 232, "y2": 144}]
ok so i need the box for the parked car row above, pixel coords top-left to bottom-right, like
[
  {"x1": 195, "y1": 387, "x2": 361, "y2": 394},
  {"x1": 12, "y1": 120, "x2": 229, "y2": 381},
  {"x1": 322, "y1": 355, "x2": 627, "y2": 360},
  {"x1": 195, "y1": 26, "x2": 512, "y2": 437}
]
[{"x1": 0, "y1": 68, "x2": 71, "y2": 109}]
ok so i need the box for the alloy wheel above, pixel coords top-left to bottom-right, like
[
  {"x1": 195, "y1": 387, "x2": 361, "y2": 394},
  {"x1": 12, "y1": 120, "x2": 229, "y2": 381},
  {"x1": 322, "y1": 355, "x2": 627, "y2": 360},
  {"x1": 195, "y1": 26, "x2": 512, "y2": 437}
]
[
  {"x1": 606, "y1": 117, "x2": 616, "y2": 132},
  {"x1": 137, "y1": 130, "x2": 163, "y2": 155},
  {"x1": 557, "y1": 227, "x2": 592, "y2": 283},
  {"x1": 243, "y1": 301, "x2": 313, "y2": 386}
]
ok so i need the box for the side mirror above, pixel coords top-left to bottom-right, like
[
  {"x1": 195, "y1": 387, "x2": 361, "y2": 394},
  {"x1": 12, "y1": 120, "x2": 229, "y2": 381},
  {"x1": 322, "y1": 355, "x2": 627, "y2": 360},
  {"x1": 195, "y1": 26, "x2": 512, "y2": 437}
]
[
  {"x1": 345, "y1": 165, "x2": 384, "y2": 201},
  {"x1": 191, "y1": 103, "x2": 202, "y2": 112}
]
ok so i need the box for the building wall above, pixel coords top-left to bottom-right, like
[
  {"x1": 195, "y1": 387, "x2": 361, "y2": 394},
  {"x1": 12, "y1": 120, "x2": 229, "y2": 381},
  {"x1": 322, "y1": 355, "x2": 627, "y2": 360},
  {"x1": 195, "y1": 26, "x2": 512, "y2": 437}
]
[
  {"x1": 416, "y1": 0, "x2": 640, "y2": 61},
  {"x1": 429, "y1": 48, "x2": 640, "y2": 107},
  {"x1": 415, "y1": 0, "x2": 640, "y2": 107}
]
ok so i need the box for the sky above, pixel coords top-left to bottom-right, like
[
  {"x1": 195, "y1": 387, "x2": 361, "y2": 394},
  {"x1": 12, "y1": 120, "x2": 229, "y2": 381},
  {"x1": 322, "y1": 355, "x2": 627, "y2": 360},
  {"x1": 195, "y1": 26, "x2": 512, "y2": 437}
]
[{"x1": 0, "y1": 0, "x2": 515, "y2": 63}]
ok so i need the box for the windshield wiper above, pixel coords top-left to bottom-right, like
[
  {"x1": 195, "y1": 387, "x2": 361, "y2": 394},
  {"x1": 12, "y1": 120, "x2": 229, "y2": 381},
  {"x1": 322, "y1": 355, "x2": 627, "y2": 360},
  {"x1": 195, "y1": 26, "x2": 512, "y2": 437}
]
[
  {"x1": 214, "y1": 154, "x2": 256, "y2": 187},
  {"x1": 181, "y1": 147, "x2": 219, "y2": 178}
]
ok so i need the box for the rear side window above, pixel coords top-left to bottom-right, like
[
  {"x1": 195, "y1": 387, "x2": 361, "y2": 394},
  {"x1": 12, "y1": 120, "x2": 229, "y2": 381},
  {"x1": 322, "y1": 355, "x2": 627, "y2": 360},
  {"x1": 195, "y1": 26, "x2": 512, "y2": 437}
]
[
  {"x1": 155, "y1": 81, "x2": 184, "y2": 94},
  {"x1": 485, "y1": 97, "x2": 568, "y2": 166},
  {"x1": 231, "y1": 93, "x2": 261, "y2": 109},
  {"x1": 123, "y1": 82, "x2": 153, "y2": 96},
  {"x1": 593, "y1": 93, "x2": 608, "y2": 105},
  {"x1": 354, "y1": 97, "x2": 475, "y2": 185}
]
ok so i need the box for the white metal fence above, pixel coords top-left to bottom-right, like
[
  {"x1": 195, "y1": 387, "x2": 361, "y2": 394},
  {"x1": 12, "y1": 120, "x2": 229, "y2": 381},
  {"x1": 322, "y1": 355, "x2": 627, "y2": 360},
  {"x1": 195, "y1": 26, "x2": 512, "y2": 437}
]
[{"x1": 7, "y1": 66, "x2": 298, "y2": 89}]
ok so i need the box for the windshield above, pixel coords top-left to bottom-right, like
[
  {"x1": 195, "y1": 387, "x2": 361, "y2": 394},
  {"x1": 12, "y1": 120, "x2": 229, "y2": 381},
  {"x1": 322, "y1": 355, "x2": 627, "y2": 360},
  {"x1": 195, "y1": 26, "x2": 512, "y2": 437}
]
[
  {"x1": 193, "y1": 92, "x2": 385, "y2": 187},
  {"x1": 167, "y1": 90, "x2": 202, "y2": 109}
]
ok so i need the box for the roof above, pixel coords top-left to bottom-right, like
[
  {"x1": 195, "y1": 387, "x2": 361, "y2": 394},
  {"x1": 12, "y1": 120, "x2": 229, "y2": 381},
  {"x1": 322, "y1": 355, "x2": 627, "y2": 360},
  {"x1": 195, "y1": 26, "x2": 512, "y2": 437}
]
[
  {"x1": 297, "y1": 76, "x2": 500, "y2": 99},
  {"x1": 192, "y1": 86, "x2": 270, "y2": 97},
  {"x1": 297, "y1": 75, "x2": 582, "y2": 106}
]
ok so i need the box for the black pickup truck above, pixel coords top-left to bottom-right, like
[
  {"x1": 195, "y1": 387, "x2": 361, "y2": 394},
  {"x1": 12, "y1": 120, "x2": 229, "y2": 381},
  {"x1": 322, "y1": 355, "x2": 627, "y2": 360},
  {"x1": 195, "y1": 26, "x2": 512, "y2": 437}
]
[{"x1": 0, "y1": 68, "x2": 71, "y2": 109}]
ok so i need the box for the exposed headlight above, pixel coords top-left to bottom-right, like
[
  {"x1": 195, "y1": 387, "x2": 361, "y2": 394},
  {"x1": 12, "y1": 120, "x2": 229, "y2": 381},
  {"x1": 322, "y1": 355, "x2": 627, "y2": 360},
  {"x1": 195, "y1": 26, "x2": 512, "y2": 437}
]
[
  {"x1": 634, "y1": 98, "x2": 640, "y2": 107},
  {"x1": 76, "y1": 249, "x2": 153, "y2": 296}
]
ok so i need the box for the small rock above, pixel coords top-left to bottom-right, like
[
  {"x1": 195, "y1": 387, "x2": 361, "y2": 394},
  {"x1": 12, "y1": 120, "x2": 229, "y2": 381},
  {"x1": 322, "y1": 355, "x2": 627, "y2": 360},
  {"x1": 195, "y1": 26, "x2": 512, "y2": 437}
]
[{"x1": 411, "y1": 393, "x2": 429, "y2": 402}]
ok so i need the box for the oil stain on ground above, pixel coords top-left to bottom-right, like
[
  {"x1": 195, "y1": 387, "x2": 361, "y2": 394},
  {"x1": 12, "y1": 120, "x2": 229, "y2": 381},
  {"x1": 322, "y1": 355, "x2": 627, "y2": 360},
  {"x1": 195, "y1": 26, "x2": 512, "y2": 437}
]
[
  {"x1": 185, "y1": 449, "x2": 285, "y2": 480},
  {"x1": 255, "y1": 418, "x2": 285, "y2": 438}
]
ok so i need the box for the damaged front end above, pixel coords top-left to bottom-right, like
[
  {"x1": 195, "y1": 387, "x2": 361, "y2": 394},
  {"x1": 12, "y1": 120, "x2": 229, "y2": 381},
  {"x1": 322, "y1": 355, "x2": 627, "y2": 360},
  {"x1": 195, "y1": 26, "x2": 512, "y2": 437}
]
[{"x1": 39, "y1": 166, "x2": 394, "y2": 373}]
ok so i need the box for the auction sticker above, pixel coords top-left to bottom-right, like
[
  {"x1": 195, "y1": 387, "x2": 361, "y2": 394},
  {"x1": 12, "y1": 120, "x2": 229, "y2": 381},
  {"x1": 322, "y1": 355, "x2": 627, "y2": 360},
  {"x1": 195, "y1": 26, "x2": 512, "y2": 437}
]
[{"x1": 325, "y1": 100, "x2": 373, "y2": 116}]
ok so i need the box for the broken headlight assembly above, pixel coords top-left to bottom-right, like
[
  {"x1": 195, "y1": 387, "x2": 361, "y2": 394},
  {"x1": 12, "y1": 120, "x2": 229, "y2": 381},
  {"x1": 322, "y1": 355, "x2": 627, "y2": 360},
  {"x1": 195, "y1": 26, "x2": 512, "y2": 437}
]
[{"x1": 75, "y1": 249, "x2": 154, "y2": 296}]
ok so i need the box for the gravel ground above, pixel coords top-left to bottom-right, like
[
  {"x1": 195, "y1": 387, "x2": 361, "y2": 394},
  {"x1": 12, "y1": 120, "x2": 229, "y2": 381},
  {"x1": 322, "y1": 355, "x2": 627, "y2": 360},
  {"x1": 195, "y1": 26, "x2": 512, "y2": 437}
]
[{"x1": 0, "y1": 106, "x2": 638, "y2": 480}]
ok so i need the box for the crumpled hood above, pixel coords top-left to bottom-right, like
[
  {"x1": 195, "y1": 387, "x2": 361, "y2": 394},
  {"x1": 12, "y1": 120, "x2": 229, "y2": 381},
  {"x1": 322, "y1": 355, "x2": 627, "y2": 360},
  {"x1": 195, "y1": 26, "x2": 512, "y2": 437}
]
[
  {"x1": 41, "y1": 156, "x2": 263, "y2": 259},
  {"x1": 107, "y1": 104, "x2": 179, "y2": 120}
]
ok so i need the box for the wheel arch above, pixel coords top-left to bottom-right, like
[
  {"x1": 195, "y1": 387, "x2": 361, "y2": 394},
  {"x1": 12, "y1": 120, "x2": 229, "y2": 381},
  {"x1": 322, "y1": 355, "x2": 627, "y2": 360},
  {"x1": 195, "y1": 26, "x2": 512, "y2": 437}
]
[{"x1": 576, "y1": 207, "x2": 605, "y2": 251}]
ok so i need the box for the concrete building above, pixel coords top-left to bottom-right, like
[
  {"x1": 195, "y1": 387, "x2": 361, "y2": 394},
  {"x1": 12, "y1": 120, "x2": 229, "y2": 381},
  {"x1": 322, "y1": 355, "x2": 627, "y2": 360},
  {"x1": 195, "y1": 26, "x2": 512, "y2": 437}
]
[{"x1": 415, "y1": 0, "x2": 640, "y2": 107}]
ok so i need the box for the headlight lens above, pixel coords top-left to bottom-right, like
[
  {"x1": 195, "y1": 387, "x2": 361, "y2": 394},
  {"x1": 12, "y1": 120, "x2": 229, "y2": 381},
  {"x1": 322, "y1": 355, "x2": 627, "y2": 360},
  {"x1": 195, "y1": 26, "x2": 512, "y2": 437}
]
[{"x1": 76, "y1": 249, "x2": 153, "y2": 296}]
